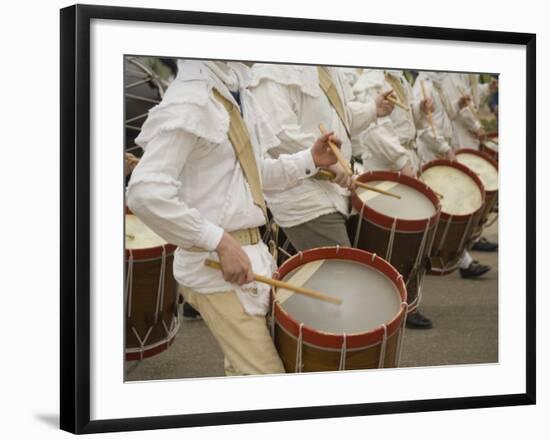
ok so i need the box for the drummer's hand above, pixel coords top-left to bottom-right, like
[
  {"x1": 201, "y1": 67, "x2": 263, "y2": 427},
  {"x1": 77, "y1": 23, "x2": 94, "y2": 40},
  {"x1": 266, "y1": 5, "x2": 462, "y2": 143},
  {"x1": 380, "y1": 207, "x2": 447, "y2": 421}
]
[
  {"x1": 215, "y1": 232, "x2": 254, "y2": 285},
  {"x1": 399, "y1": 162, "x2": 417, "y2": 178},
  {"x1": 311, "y1": 131, "x2": 342, "y2": 168},
  {"x1": 420, "y1": 97, "x2": 434, "y2": 115},
  {"x1": 444, "y1": 149, "x2": 456, "y2": 161},
  {"x1": 476, "y1": 128, "x2": 487, "y2": 141},
  {"x1": 375, "y1": 90, "x2": 395, "y2": 117},
  {"x1": 329, "y1": 163, "x2": 353, "y2": 189},
  {"x1": 458, "y1": 95, "x2": 471, "y2": 109}
]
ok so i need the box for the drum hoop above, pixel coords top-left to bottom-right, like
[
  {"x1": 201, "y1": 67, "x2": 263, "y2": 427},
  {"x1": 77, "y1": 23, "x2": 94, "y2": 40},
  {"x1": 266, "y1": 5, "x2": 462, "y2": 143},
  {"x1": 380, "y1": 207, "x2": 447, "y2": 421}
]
[
  {"x1": 273, "y1": 246, "x2": 407, "y2": 350},
  {"x1": 125, "y1": 316, "x2": 180, "y2": 361},
  {"x1": 351, "y1": 170, "x2": 441, "y2": 233},
  {"x1": 420, "y1": 159, "x2": 487, "y2": 221},
  {"x1": 455, "y1": 148, "x2": 499, "y2": 193},
  {"x1": 273, "y1": 319, "x2": 397, "y2": 352}
]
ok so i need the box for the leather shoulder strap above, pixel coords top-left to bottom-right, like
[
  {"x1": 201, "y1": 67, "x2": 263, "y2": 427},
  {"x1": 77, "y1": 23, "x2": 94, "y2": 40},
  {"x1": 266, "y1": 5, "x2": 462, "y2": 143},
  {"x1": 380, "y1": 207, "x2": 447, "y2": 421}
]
[
  {"x1": 317, "y1": 66, "x2": 350, "y2": 137},
  {"x1": 212, "y1": 88, "x2": 268, "y2": 222}
]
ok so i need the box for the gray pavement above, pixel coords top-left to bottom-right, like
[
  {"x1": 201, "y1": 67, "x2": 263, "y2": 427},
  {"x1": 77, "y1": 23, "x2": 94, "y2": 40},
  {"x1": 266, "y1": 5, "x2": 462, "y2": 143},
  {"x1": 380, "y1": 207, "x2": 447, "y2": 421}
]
[{"x1": 125, "y1": 223, "x2": 498, "y2": 381}]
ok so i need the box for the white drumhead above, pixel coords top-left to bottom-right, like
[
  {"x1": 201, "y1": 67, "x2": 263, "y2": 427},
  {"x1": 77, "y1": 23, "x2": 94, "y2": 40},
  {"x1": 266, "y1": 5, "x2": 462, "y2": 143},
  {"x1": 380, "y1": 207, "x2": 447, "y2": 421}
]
[
  {"x1": 357, "y1": 180, "x2": 436, "y2": 220},
  {"x1": 125, "y1": 214, "x2": 166, "y2": 249},
  {"x1": 456, "y1": 153, "x2": 498, "y2": 191},
  {"x1": 279, "y1": 259, "x2": 401, "y2": 334},
  {"x1": 421, "y1": 165, "x2": 483, "y2": 215}
]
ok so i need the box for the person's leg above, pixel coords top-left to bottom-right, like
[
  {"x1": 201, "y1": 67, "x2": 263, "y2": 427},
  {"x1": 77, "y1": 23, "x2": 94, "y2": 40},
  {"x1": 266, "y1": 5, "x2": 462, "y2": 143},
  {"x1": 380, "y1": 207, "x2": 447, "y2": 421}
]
[
  {"x1": 182, "y1": 287, "x2": 285, "y2": 375},
  {"x1": 282, "y1": 212, "x2": 351, "y2": 251},
  {"x1": 458, "y1": 251, "x2": 491, "y2": 278}
]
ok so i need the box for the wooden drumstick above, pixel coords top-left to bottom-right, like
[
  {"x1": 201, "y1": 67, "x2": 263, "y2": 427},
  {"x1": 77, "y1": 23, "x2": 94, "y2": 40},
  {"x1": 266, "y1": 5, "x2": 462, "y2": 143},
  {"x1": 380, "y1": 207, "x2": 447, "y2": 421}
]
[
  {"x1": 420, "y1": 80, "x2": 438, "y2": 139},
  {"x1": 319, "y1": 123, "x2": 353, "y2": 176},
  {"x1": 316, "y1": 169, "x2": 401, "y2": 199},
  {"x1": 204, "y1": 259, "x2": 342, "y2": 305},
  {"x1": 386, "y1": 93, "x2": 410, "y2": 111},
  {"x1": 418, "y1": 175, "x2": 444, "y2": 199}
]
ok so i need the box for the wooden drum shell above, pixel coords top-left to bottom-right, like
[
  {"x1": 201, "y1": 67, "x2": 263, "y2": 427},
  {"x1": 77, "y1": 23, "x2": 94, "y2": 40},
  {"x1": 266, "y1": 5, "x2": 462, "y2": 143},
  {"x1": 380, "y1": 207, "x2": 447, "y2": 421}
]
[{"x1": 420, "y1": 160, "x2": 486, "y2": 275}]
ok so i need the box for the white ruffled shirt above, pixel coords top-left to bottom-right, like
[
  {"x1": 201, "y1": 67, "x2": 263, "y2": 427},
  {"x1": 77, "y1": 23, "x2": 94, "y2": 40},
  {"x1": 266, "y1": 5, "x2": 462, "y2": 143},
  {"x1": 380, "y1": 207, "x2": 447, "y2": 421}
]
[
  {"x1": 126, "y1": 60, "x2": 317, "y2": 315},
  {"x1": 413, "y1": 72, "x2": 454, "y2": 164},
  {"x1": 249, "y1": 64, "x2": 377, "y2": 227},
  {"x1": 351, "y1": 69, "x2": 425, "y2": 171},
  {"x1": 431, "y1": 73, "x2": 485, "y2": 150}
]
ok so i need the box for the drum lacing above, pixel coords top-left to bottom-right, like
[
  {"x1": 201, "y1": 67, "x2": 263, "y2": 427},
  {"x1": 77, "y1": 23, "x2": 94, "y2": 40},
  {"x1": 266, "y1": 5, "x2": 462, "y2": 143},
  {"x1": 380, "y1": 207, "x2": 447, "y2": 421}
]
[
  {"x1": 154, "y1": 246, "x2": 167, "y2": 324},
  {"x1": 395, "y1": 302, "x2": 408, "y2": 367},
  {"x1": 295, "y1": 323, "x2": 304, "y2": 373},
  {"x1": 406, "y1": 221, "x2": 431, "y2": 288},
  {"x1": 378, "y1": 324, "x2": 388, "y2": 368},
  {"x1": 353, "y1": 203, "x2": 367, "y2": 248},
  {"x1": 131, "y1": 326, "x2": 154, "y2": 361},
  {"x1": 298, "y1": 251, "x2": 304, "y2": 263},
  {"x1": 371, "y1": 253, "x2": 377, "y2": 262},
  {"x1": 338, "y1": 333, "x2": 347, "y2": 371},
  {"x1": 335, "y1": 245, "x2": 340, "y2": 254},
  {"x1": 385, "y1": 218, "x2": 398, "y2": 262},
  {"x1": 437, "y1": 215, "x2": 453, "y2": 254},
  {"x1": 278, "y1": 246, "x2": 293, "y2": 259},
  {"x1": 125, "y1": 250, "x2": 134, "y2": 318}
]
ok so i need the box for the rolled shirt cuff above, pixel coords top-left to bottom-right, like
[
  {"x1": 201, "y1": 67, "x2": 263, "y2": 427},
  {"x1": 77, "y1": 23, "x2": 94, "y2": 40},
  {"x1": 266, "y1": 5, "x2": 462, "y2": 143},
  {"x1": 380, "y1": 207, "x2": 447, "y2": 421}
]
[{"x1": 195, "y1": 221, "x2": 225, "y2": 252}]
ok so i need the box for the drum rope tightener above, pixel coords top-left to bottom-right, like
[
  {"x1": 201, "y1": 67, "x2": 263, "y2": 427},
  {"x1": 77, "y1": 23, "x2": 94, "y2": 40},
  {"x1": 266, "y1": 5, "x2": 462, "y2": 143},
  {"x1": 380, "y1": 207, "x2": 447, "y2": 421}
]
[
  {"x1": 295, "y1": 323, "x2": 305, "y2": 373},
  {"x1": 338, "y1": 333, "x2": 347, "y2": 371},
  {"x1": 154, "y1": 247, "x2": 167, "y2": 325},
  {"x1": 378, "y1": 324, "x2": 388, "y2": 368},
  {"x1": 406, "y1": 221, "x2": 431, "y2": 289}
]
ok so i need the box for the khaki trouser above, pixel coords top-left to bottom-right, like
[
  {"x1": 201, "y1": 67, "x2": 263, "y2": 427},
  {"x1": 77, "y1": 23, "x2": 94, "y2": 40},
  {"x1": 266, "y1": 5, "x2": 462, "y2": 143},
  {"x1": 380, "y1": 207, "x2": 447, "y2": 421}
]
[
  {"x1": 182, "y1": 287, "x2": 285, "y2": 376},
  {"x1": 282, "y1": 212, "x2": 351, "y2": 251}
]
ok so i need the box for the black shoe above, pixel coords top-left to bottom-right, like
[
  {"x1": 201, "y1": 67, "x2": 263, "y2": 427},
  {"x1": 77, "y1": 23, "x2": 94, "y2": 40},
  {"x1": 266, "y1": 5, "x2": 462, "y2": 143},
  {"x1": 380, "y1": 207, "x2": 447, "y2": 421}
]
[
  {"x1": 459, "y1": 260, "x2": 491, "y2": 279},
  {"x1": 182, "y1": 302, "x2": 202, "y2": 320},
  {"x1": 406, "y1": 311, "x2": 433, "y2": 329},
  {"x1": 471, "y1": 237, "x2": 498, "y2": 252}
]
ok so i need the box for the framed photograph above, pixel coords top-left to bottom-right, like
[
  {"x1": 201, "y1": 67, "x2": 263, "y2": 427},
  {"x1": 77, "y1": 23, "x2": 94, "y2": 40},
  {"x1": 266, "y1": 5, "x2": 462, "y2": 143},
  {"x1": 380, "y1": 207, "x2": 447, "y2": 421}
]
[{"x1": 60, "y1": 4, "x2": 536, "y2": 434}]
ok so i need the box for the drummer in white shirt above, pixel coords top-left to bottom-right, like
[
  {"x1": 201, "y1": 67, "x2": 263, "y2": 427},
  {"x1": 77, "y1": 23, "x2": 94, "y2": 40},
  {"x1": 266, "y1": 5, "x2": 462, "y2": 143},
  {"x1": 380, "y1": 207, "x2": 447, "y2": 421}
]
[
  {"x1": 351, "y1": 69, "x2": 438, "y2": 329},
  {"x1": 126, "y1": 59, "x2": 342, "y2": 376},
  {"x1": 431, "y1": 73, "x2": 498, "y2": 268},
  {"x1": 413, "y1": 71, "x2": 493, "y2": 278},
  {"x1": 249, "y1": 63, "x2": 394, "y2": 251}
]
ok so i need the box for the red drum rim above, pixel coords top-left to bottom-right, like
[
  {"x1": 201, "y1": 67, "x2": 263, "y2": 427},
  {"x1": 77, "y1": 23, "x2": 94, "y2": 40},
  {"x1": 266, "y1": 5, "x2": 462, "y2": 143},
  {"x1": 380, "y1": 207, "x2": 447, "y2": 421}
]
[
  {"x1": 455, "y1": 148, "x2": 499, "y2": 195},
  {"x1": 272, "y1": 246, "x2": 407, "y2": 350},
  {"x1": 125, "y1": 212, "x2": 177, "y2": 259},
  {"x1": 351, "y1": 170, "x2": 442, "y2": 232},
  {"x1": 125, "y1": 243, "x2": 177, "y2": 260},
  {"x1": 420, "y1": 159, "x2": 486, "y2": 221}
]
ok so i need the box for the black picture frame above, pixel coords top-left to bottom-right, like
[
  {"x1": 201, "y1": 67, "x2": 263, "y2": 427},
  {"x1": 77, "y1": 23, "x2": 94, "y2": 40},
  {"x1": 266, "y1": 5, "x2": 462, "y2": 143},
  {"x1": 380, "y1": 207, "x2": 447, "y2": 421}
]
[{"x1": 60, "y1": 4, "x2": 536, "y2": 434}]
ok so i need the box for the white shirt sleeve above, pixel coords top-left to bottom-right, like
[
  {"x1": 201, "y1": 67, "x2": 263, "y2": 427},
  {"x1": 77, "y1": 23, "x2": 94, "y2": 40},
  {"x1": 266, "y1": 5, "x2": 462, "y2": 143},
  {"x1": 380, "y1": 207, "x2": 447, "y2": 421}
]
[
  {"x1": 126, "y1": 129, "x2": 224, "y2": 252},
  {"x1": 361, "y1": 118, "x2": 410, "y2": 170},
  {"x1": 348, "y1": 99, "x2": 378, "y2": 139},
  {"x1": 251, "y1": 79, "x2": 317, "y2": 155},
  {"x1": 261, "y1": 149, "x2": 317, "y2": 192}
]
